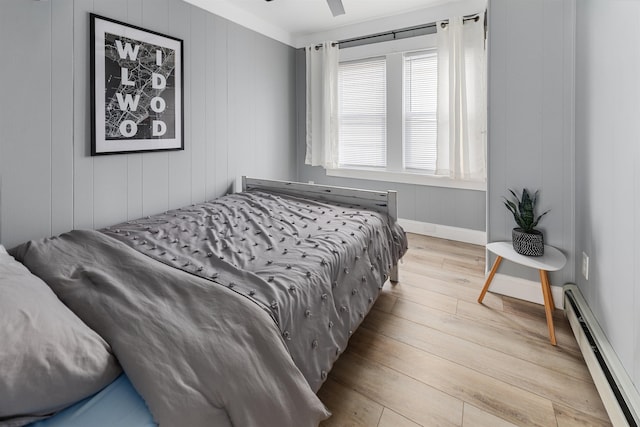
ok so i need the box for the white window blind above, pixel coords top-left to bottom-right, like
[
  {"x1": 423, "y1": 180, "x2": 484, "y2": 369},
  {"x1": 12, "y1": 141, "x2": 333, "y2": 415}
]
[
  {"x1": 404, "y1": 50, "x2": 438, "y2": 171},
  {"x1": 338, "y1": 57, "x2": 387, "y2": 168}
]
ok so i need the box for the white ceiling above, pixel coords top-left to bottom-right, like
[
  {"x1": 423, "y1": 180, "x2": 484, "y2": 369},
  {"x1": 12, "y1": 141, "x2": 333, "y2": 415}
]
[
  {"x1": 232, "y1": 0, "x2": 445, "y2": 37},
  {"x1": 183, "y1": 0, "x2": 455, "y2": 47}
]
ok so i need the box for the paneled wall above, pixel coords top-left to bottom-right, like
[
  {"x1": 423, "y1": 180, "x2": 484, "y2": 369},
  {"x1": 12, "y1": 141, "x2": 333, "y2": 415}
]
[
  {"x1": 575, "y1": 0, "x2": 640, "y2": 393},
  {"x1": 0, "y1": 0, "x2": 296, "y2": 248},
  {"x1": 487, "y1": 0, "x2": 575, "y2": 284}
]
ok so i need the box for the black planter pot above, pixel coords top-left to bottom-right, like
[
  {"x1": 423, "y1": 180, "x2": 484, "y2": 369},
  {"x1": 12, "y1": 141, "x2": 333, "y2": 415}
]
[{"x1": 512, "y1": 228, "x2": 544, "y2": 256}]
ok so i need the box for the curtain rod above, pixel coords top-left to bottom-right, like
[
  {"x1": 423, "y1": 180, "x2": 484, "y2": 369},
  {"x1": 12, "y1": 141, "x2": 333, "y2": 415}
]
[{"x1": 314, "y1": 12, "x2": 482, "y2": 50}]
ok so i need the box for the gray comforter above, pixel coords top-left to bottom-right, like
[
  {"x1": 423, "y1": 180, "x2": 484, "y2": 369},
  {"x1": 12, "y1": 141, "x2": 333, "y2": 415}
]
[
  {"x1": 13, "y1": 230, "x2": 330, "y2": 427},
  {"x1": 102, "y1": 190, "x2": 407, "y2": 392},
  {"x1": 13, "y1": 190, "x2": 407, "y2": 426}
]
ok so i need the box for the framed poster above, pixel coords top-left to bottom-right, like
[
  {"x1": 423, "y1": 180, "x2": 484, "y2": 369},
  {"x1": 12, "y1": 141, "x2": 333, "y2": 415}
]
[{"x1": 90, "y1": 14, "x2": 183, "y2": 155}]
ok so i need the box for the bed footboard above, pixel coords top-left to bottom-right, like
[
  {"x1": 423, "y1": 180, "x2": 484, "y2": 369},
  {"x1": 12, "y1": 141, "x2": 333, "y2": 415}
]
[{"x1": 242, "y1": 177, "x2": 398, "y2": 221}]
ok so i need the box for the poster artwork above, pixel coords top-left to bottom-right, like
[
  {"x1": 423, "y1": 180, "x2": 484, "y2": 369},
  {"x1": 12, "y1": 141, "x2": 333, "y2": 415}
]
[
  {"x1": 104, "y1": 34, "x2": 176, "y2": 140},
  {"x1": 91, "y1": 14, "x2": 183, "y2": 155}
]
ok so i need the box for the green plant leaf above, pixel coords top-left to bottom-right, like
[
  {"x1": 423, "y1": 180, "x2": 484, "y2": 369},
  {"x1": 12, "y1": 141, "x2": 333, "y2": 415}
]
[
  {"x1": 503, "y1": 199, "x2": 517, "y2": 213},
  {"x1": 504, "y1": 188, "x2": 549, "y2": 232},
  {"x1": 531, "y1": 209, "x2": 550, "y2": 228},
  {"x1": 504, "y1": 200, "x2": 524, "y2": 228},
  {"x1": 520, "y1": 191, "x2": 533, "y2": 230}
]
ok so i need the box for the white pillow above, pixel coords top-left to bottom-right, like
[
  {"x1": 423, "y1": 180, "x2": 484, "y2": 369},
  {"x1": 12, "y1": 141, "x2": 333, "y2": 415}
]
[{"x1": 0, "y1": 244, "x2": 6, "y2": 255}]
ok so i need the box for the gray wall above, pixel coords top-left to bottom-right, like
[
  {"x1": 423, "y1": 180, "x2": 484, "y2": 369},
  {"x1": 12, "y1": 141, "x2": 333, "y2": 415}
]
[
  {"x1": 0, "y1": 0, "x2": 297, "y2": 249},
  {"x1": 487, "y1": 0, "x2": 575, "y2": 283},
  {"x1": 294, "y1": 50, "x2": 487, "y2": 231},
  {"x1": 575, "y1": 0, "x2": 640, "y2": 393}
]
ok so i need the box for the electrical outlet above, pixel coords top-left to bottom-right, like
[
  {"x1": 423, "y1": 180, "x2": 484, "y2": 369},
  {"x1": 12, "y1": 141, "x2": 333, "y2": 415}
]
[{"x1": 582, "y1": 252, "x2": 589, "y2": 280}]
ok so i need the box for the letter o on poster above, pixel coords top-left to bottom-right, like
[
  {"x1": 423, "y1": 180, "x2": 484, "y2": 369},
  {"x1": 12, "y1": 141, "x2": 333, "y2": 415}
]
[
  {"x1": 150, "y1": 97, "x2": 166, "y2": 113},
  {"x1": 119, "y1": 120, "x2": 138, "y2": 137}
]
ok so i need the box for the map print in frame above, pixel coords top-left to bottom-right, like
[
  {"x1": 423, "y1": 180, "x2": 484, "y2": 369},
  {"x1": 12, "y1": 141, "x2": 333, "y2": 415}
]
[{"x1": 91, "y1": 14, "x2": 183, "y2": 155}]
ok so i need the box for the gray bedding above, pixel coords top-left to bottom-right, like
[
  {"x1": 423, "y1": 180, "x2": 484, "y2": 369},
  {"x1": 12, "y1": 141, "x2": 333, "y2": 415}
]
[
  {"x1": 12, "y1": 189, "x2": 407, "y2": 426},
  {"x1": 13, "y1": 230, "x2": 329, "y2": 427},
  {"x1": 102, "y1": 190, "x2": 407, "y2": 392}
]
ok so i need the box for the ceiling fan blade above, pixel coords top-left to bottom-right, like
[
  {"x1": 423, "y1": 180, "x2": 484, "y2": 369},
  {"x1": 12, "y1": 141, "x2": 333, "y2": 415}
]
[{"x1": 326, "y1": 0, "x2": 345, "y2": 17}]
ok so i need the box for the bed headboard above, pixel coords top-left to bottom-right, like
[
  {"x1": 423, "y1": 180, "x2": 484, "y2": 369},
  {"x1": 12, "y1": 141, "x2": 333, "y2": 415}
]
[{"x1": 242, "y1": 177, "x2": 398, "y2": 221}]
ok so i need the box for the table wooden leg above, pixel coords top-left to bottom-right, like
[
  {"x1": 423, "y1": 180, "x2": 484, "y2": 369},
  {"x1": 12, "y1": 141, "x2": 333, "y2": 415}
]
[
  {"x1": 539, "y1": 269, "x2": 557, "y2": 346},
  {"x1": 478, "y1": 256, "x2": 503, "y2": 303},
  {"x1": 544, "y1": 271, "x2": 555, "y2": 309}
]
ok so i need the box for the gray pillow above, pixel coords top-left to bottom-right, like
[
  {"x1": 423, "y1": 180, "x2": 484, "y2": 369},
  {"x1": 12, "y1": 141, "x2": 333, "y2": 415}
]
[{"x1": 0, "y1": 251, "x2": 121, "y2": 426}]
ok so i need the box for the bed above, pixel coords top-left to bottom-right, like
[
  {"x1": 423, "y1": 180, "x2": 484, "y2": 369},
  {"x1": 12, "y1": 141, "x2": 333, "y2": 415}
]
[{"x1": 0, "y1": 178, "x2": 407, "y2": 427}]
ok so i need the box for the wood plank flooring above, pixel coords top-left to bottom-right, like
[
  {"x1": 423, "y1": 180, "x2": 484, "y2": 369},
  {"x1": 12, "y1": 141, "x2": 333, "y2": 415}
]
[{"x1": 317, "y1": 233, "x2": 611, "y2": 427}]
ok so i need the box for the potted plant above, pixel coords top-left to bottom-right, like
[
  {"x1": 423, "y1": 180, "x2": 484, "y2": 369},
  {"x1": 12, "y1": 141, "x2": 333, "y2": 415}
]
[{"x1": 503, "y1": 189, "x2": 549, "y2": 256}]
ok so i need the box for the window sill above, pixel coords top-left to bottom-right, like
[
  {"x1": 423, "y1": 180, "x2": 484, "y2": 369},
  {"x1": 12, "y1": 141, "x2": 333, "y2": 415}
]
[{"x1": 325, "y1": 167, "x2": 486, "y2": 191}]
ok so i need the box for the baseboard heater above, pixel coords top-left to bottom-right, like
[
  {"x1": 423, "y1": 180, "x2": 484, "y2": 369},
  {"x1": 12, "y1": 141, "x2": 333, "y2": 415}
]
[{"x1": 564, "y1": 284, "x2": 640, "y2": 427}]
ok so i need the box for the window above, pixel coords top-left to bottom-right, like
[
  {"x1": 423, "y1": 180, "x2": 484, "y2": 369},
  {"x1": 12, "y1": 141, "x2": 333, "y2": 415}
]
[
  {"x1": 331, "y1": 33, "x2": 486, "y2": 190},
  {"x1": 338, "y1": 58, "x2": 387, "y2": 168},
  {"x1": 403, "y1": 50, "x2": 438, "y2": 172},
  {"x1": 335, "y1": 36, "x2": 441, "y2": 178}
]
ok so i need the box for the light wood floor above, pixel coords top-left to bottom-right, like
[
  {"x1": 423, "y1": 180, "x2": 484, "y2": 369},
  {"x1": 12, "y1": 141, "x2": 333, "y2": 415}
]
[{"x1": 317, "y1": 233, "x2": 611, "y2": 427}]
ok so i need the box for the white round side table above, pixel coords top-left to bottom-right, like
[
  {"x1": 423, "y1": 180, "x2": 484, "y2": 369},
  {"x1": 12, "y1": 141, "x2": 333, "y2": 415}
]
[{"x1": 477, "y1": 241, "x2": 567, "y2": 345}]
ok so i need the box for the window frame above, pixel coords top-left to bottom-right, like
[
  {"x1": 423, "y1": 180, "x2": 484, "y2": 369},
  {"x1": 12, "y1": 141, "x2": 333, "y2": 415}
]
[{"x1": 328, "y1": 34, "x2": 486, "y2": 192}]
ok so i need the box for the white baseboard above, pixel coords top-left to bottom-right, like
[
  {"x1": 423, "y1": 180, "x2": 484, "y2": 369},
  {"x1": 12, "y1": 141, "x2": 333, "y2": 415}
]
[
  {"x1": 398, "y1": 218, "x2": 486, "y2": 246},
  {"x1": 488, "y1": 273, "x2": 563, "y2": 309}
]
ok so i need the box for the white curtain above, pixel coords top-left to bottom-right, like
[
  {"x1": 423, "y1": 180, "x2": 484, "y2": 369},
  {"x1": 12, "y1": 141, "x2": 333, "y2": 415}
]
[
  {"x1": 305, "y1": 41, "x2": 339, "y2": 169},
  {"x1": 436, "y1": 13, "x2": 487, "y2": 181}
]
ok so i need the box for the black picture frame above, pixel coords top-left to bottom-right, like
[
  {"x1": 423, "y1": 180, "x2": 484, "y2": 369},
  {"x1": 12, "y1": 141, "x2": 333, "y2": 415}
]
[{"x1": 90, "y1": 14, "x2": 184, "y2": 156}]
